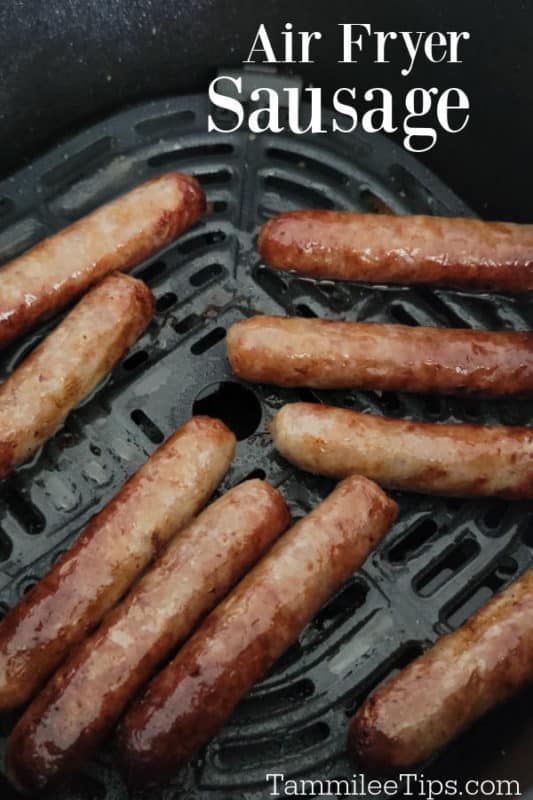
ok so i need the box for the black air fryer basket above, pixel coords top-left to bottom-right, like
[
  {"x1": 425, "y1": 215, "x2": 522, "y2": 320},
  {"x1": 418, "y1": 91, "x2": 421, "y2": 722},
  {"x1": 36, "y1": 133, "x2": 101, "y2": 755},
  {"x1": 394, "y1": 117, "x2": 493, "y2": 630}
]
[{"x1": 1, "y1": 89, "x2": 533, "y2": 800}]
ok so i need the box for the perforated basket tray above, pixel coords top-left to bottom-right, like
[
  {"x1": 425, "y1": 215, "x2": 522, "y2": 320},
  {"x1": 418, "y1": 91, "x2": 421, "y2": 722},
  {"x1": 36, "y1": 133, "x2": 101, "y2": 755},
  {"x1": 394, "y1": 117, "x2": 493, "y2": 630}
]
[{"x1": 1, "y1": 92, "x2": 533, "y2": 800}]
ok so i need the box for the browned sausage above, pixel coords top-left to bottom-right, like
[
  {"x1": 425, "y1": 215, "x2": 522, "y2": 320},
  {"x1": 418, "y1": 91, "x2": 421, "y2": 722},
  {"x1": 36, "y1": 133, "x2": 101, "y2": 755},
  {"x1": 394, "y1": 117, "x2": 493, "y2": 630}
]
[
  {"x1": 349, "y1": 565, "x2": 533, "y2": 770},
  {"x1": 5, "y1": 480, "x2": 289, "y2": 795},
  {"x1": 0, "y1": 416, "x2": 235, "y2": 712},
  {"x1": 115, "y1": 475, "x2": 397, "y2": 786},
  {"x1": 0, "y1": 173, "x2": 205, "y2": 347},
  {"x1": 227, "y1": 315, "x2": 533, "y2": 396},
  {"x1": 271, "y1": 403, "x2": 533, "y2": 499},
  {"x1": 0, "y1": 273, "x2": 153, "y2": 479},
  {"x1": 257, "y1": 210, "x2": 533, "y2": 292}
]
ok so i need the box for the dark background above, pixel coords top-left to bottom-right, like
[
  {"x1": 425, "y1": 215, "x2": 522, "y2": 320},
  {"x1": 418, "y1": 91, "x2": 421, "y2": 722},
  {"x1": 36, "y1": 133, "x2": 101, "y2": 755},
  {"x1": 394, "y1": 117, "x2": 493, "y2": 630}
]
[{"x1": 0, "y1": 1, "x2": 530, "y2": 221}]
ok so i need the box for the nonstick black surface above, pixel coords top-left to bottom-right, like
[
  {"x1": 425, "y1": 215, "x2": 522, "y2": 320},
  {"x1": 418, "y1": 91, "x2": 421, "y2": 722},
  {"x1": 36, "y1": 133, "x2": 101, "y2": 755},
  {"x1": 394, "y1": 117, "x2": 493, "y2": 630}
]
[
  {"x1": 1, "y1": 94, "x2": 533, "y2": 799},
  {"x1": 1, "y1": 0, "x2": 532, "y2": 223}
]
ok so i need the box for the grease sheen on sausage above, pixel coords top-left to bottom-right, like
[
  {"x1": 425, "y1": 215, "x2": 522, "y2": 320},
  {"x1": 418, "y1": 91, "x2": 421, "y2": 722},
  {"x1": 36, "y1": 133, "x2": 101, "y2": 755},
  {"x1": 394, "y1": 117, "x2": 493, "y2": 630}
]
[
  {"x1": 349, "y1": 566, "x2": 533, "y2": 770},
  {"x1": 271, "y1": 403, "x2": 533, "y2": 499},
  {"x1": 258, "y1": 210, "x2": 533, "y2": 292},
  {"x1": 0, "y1": 273, "x2": 153, "y2": 479},
  {"x1": 116, "y1": 475, "x2": 397, "y2": 786},
  {"x1": 0, "y1": 416, "x2": 235, "y2": 712},
  {"x1": 227, "y1": 315, "x2": 533, "y2": 396},
  {"x1": 6, "y1": 480, "x2": 289, "y2": 795},
  {"x1": 0, "y1": 172, "x2": 205, "y2": 347}
]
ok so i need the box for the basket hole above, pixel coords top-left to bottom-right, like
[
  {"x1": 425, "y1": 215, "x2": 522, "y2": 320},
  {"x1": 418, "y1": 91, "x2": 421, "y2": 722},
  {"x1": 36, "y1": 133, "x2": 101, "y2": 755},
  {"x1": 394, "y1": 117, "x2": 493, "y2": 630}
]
[
  {"x1": 240, "y1": 678, "x2": 314, "y2": 720},
  {"x1": 178, "y1": 230, "x2": 226, "y2": 255},
  {"x1": 0, "y1": 529, "x2": 12, "y2": 562},
  {"x1": 137, "y1": 259, "x2": 167, "y2": 284},
  {"x1": 41, "y1": 136, "x2": 115, "y2": 188},
  {"x1": 388, "y1": 518, "x2": 438, "y2": 564},
  {"x1": 270, "y1": 640, "x2": 303, "y2": 674},
  {"x1": 210, "y1": 199, "x2": 228, "y2": 214},
  {"x1": 23, "y1": 580, "x2": 38, "y2": 595},
  {"x1": 190, "y1": 327, "x2": 226, "y2": 355},
  {"x1": 3, "y1": 484, "x2": 45, "y2": 535},
  {"x1": 236, "y1": 468, "x2": 267, "y2": 484},
  {"x1": 123, "y1": 350, "x2": 149, "y2": 371},
  {"x1": 135, "y1": 109, "x2": 195, "y2": 138},
  {"x1": 254, "y1": 265, "x2": 288, "y2": 302},
  {"x1": 193, "y1": 381, "x2": 261, "y2": 441},
  {"x1": 389, "y1": 304, "x2": 419, "y2": 326},
  {"x1": 189, "y1": 262, "x2": 225, "y2": 287},
  {"x1": 263, "y1": 175, "x2": 335, "y2": 210},
  {"x1": 194, "y1": 168, "x2": 232, "y2": 186},
  {"x1": 414, "y1": 537, "x2": 480, "y2": 597},
  {"x1": 312, "y1": 579, "x2": 368, "y2": 631},
  {"x1": 445, "y1": 559, "x2": 519, "y2": 629},
  {"x1": 294, "y1": 303, "x2": 317, "y2": 318},
  {"x1": 359, "y1": 187, "x2": 394, "y2": 214},
  {"x1": 155, "y1": 292, "x2": 178, "y2": 313},
  {"x1": 483, "y1": 501, "x2": 508, "y2": 531},
  {"x1": 131, "y1": 410, "x2": 164, "y2": 444},
  {"x1": 496, "y1": 556, "x2": 517, "y2": 578},
  {"x1": 217, "y1": 721, "x2": 329, "y2": 769},
  {"x1": 266, "y1": 147, "x2": 349, "y2": 186},
  {"x1": 174, "y1": 313, "x2": 201, "y2": 335}
]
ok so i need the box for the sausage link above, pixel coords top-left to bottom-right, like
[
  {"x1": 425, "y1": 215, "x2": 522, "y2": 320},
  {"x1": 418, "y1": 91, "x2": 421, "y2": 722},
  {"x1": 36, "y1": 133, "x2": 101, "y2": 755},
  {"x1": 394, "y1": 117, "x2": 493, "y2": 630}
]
[
  {"x1": 0, "y1": 173, "x2": 205, "y2": 347},
  {"x1": 258, "y1": 210, "x2": 533, "y2": 292},
  {"x1": 271, "y1": 403, "x2": 533, "y2": 499},
  {"x1": 6, "y1": 480, "x2": 289, "y2": 795},
  {"x1": 227, "y1": 315, "x2": 533, "y2": 396},
  {"x1": 116, "y1": 475, "x2": 397, "y2": 786},
  {"x1": 0, "y1": 273, "x2": 153, "y2": 479},
  {"x1": 349, "y1": 566, "x2": 533, "y2": 770},
  {"x1": 0, "y1": 416, "x2": 235, "y2": 712}
]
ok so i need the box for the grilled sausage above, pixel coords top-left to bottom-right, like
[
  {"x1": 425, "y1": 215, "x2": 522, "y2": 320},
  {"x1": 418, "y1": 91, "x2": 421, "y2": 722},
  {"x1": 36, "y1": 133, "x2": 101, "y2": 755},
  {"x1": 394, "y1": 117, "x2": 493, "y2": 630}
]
[
  {"x1": 271, "y1": 403, "x2": 533, "y2": 499},
  {"x1": 116, "y1": 475, "x2": 397, "y2": 786},
  {"x1": 227, "y1": 315, "x2": 533, "y2": 396},
  {"x1": 6, "y1": 480, "x2": 289, "y2": 795},
  {"x1": 0, "y1": 172, "x2": 205, "y2": 347},
  {"x1": 258, "y1": 210, "x2": 533, "y2": 292},
  {"x1": 349, "y1": 565, "x2": 533, "y2": 770},
  {"x1": 0, "y1": 273, "x2": 153, "y2": 479},
  {"x1": 0, "y1": 416, "x2": 235, "y2": 712}
]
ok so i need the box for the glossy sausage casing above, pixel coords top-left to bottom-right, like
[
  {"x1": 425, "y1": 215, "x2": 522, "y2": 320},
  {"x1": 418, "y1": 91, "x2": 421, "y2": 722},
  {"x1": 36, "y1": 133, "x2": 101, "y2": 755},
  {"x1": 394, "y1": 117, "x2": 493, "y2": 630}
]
[
  {"x1": 0, "y1": 416, "x2": 235, "y2": 712},
  {"x1": 349, "y1": 566, "x2": 533, "y2": 770},
  {"x1": 0, "y1": 272, "x2": 153, "y2": 479},
  {"x1": 6, "y1": 480, "x2": 289, "y2": 795},
  {"x1": 271, "y1": 403, "x2": 533, "y2": 499},
  {"x1": 227, "y1": 315, "x2": 533, "y2": 396},
  {"x1": 258, "y1": 210, "x2": 533, "y2": 292},
  {"x1": 116, "y1": 475, "x2": 397, "y2": 786},
  {"x1": 0, "y1": 172, "x2": 205, "y2": 347}
]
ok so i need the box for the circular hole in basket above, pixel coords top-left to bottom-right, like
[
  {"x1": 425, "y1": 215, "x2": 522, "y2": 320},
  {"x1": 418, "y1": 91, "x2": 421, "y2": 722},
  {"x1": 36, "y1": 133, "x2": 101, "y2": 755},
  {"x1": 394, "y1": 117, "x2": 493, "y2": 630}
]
[{"x1": 192, "y1": 381, "x2": 262, "y2": 441}]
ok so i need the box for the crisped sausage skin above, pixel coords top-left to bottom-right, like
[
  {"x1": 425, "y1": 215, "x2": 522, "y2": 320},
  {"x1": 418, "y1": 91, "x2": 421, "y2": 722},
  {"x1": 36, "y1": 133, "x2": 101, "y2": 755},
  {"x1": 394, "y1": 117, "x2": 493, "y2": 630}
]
[
  {"x1": 0, "y1": 416, "x2": 235, "y2": 712},
  {"x1": 271, "y1": 403, "x2": 533, "y2": 499},
  {"x1": 227, "y1": 315, "x2": 533, "y2": 396},
  {"x1": 349, "y1": 566, "x2": 533, "y2": 770},
  {"x1": 0, "y1": 273, "x2": 153, "y2": 479},
  {"x1": 0, "y1": 173, "x2": 205, "y2": 347},
  {"x1": 5, "y1": 480, "x2": 289, "y2": 795},
  {"x1": 258, "y1": 211, "x2": 533, "y2": 292},
  {"x1": 116, "y1": 475, "x2": 397, "y2": 786}
]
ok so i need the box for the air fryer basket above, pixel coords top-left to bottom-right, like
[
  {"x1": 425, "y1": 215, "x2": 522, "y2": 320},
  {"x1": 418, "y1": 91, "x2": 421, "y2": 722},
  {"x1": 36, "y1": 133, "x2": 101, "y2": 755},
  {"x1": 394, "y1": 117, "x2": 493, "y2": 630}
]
[{"x1": 0, "y1": 91, "x2": 533, "y2": 800}]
